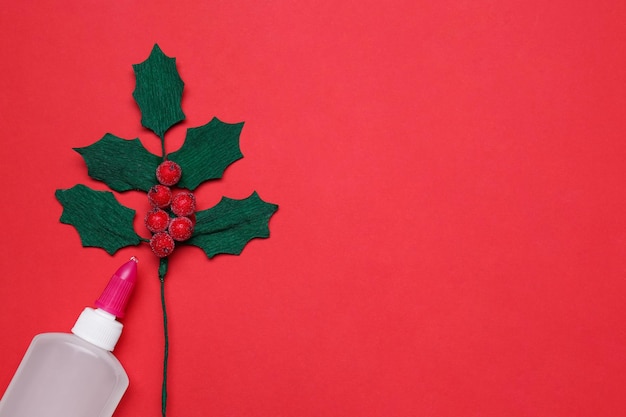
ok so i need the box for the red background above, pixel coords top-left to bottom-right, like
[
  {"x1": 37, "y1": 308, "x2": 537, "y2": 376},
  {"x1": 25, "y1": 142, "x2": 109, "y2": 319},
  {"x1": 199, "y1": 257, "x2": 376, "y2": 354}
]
[{"x1": 1, "y1": 1, "x2": 626, "y2": 416}]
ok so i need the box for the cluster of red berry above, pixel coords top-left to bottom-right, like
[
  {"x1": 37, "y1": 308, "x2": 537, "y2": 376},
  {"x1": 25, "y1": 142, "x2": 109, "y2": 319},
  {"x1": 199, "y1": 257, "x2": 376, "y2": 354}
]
[{"x1": 145, "y1": 161, "x2": 196, "y2": 257}]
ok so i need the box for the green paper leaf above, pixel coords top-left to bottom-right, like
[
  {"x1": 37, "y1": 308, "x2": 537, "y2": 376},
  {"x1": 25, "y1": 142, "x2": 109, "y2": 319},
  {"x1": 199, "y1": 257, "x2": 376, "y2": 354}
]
[
  {"x1": 188, "y1": 192, "x2": 278, "y2": 258},
  {"x1": 75, "y1": 134, "x2": 161, "y2": 192},
  {"x1": 133, "y1": 44, "x2": 185, "y2": 137},
  {"x1": 169, "y1": 117, "x2": 244, "y2": 190},
  {"x1": 55, "y1": 184, "x2": 142, "y2": 255}
]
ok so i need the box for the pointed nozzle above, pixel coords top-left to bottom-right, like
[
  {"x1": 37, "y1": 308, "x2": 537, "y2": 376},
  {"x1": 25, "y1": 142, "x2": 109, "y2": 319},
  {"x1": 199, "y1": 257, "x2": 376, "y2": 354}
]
[{"x1": 95, "y1": 257, "x2": 138, "y2": 318}]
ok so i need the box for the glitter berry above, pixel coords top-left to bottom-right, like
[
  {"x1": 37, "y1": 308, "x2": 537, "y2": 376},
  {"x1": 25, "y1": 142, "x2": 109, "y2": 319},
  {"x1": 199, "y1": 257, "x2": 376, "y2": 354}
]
[
  {"x1": 145, "y1": 209, "x2": 170, "y2": 233},
  {"x1": 150, "y1": 232, "x2": 175, "y2": 258},
  {"x1": 169, "y1": 216, "x2": 194, "y2": 241},
  {"x1": 171, "y1": 192, "x2": 196, "y2": 217},
  {"x1": 156, "y1": 161, "x2": 182, "y2": 186},
  {"x1": 148, "y1": 185, "x2": 172, "y2": 208}
]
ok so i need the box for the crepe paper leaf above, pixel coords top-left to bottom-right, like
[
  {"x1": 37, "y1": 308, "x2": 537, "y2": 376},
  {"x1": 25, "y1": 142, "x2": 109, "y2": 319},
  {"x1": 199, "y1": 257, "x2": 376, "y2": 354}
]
[
  {"x1": 55, "y1": 184, "x2": 142, "y2": 255},
  {"x1": 132, "y1": 44, "x2": 185, "y2": 138},
  {"x1": 74, "y1": 134, "x2": 161, "y2": 192},
  {"x1": 169, "y1": 117, "x2": 244, "y2": 190},
  {"x1": 188, "y1": 192, "x2": 278, "y2": 258}
]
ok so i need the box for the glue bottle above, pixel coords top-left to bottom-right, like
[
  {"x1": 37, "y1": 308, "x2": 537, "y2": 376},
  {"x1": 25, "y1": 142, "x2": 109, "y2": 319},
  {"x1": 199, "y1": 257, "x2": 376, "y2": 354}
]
[{"x1": 0, "y1": 257, "x2": 138, "y2": 417}]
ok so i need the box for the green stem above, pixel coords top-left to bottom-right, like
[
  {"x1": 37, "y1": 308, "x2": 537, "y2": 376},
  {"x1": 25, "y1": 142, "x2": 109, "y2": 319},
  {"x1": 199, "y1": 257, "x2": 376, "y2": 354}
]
[
  {"x1": 160, "y1": 134, "x2": 166, "y2": 161},
  {"x1": 159, "y1": 258, "x2": 169, "y2": 417}
]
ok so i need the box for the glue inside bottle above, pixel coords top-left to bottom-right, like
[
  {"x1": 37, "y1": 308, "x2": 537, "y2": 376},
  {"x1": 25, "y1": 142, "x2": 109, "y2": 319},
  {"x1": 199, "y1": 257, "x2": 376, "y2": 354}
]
[{"x1": 0, "y1": 257, "x2": 138, "y2": 417}]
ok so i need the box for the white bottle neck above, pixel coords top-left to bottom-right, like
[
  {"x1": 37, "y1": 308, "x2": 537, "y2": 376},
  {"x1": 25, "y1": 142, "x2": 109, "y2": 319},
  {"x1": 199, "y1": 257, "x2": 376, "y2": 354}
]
[{"x1": 71, "y1": 308, "x2": 123, "y2": 351}]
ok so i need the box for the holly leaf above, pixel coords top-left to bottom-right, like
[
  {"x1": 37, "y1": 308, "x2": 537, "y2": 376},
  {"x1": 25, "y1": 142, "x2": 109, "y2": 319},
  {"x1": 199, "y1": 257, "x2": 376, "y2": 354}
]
[
  {"x1": 169, "y1": 117, "x2": 244, "y2": 190},
  {"x1": 132, "y1": 44, "x2": 185, "y2": 137},
  {"x1": 188, "y1": 192, "x2": 278, "y2": 258},
  {"x1": 55, "y1": 185, "x2": 142, "y2": 255},
  {"x1": 74, "y1": 134, "x2": 161, "y2": 192}
]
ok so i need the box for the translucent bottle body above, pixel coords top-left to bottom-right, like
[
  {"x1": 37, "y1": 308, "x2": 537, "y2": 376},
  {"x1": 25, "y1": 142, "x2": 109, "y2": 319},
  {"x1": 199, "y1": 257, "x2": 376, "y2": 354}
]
[{"x1": 0, "y1": 332, "x2": 129, "y2": 417}]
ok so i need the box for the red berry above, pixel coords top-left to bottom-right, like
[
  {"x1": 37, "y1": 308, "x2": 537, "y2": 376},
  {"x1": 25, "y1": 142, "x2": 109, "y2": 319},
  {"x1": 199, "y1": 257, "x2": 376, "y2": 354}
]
[
  {"x1": 145, "y1": 209, "x2": 170, "y2": 233},
  {"x1": 148, "y1": 185, "x2": 172, "y2": 208},
  {"x1": 168, "y1": 217, "x2": 194, "y2": 241},
  {"x1": 156, "y1": 161, "x2": 182, "y2": 186},
  {"x1": 150, "y1": 232, "x2": 175, "y2": 258},
  {"x1": 171, "y1": 192, "x2": 196, "y2": 217}
]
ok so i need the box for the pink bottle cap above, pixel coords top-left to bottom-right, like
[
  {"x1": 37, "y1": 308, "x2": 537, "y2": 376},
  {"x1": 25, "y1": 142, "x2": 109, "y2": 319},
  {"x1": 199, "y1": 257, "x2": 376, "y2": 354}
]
[{"x1": 95, "y1": 257, "x2": 138, "y2": 318}]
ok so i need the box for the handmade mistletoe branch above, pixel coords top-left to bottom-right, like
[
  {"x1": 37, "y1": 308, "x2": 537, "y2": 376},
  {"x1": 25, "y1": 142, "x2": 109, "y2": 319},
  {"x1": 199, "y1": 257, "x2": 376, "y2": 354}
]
[{"x1": 55, "y1": 44, "x2": 278, "y2": 417}]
